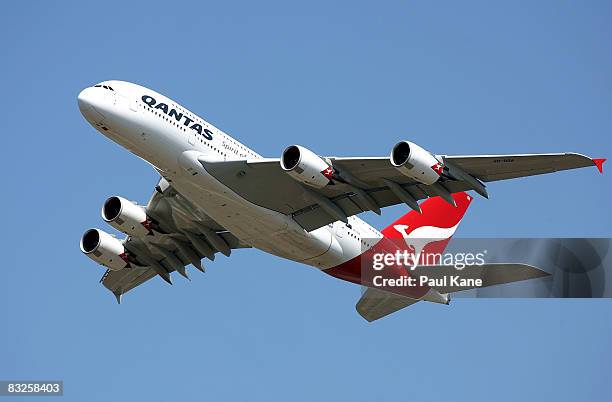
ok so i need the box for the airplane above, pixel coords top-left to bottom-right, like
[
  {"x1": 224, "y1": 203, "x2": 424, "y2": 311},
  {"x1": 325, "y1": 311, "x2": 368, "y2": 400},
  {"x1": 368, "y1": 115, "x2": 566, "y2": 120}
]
[{"x1": 77, "y1": 80, "x2": 606, "y2": 321}]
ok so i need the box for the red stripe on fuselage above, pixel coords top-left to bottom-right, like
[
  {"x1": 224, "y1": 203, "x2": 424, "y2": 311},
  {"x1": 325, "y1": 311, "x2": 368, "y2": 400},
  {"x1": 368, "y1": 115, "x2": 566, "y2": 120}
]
[{"x1": 323, "y1": 236, "x2": 431, "y2": 299}]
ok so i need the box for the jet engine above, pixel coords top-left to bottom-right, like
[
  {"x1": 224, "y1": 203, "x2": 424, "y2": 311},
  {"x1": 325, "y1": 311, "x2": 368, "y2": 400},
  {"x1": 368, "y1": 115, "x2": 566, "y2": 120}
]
[
  {"x1": 101, "y1": 196, "x2": 152, "y2": 236},
  {"x1": 390, "y1": 141, "x2": 443, "y2": 185},
  {"x1": 280, "y1": 145, "x2": 333, "y2": 189},
  {"x1": 80, "y1": 228, "x2": 129, "y2": 271}
]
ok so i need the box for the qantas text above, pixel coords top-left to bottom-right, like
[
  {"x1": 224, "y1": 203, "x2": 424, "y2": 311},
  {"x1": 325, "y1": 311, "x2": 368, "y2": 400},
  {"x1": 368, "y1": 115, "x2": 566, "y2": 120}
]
[{"x1": 141, "y1": 95, "x2": 213, "y2": 140}]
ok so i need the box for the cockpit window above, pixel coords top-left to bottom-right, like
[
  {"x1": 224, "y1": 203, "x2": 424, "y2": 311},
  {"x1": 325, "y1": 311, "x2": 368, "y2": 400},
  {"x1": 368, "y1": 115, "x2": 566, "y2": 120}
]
[{"x1": 94, "y1": 84, "x2": 114, "y2": 91}]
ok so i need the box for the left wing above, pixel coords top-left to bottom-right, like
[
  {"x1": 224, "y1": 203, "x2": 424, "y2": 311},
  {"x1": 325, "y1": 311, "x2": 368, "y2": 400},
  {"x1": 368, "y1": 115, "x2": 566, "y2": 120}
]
[
  {"x1": 201, "y1": 157, "x2": 474, "y2": 232},
  {"x1": 199, "y1": 151, "x2": 603, "y2": 232},
  {"x1": 443, "y1": 153, "x2": 605, "y2": 181}
]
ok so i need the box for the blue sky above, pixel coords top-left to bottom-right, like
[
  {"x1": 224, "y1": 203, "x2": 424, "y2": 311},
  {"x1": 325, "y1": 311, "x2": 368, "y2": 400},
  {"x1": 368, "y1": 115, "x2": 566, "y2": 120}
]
[{"x1": 1, "y1": 1, "x2": 611, "y2": 401}]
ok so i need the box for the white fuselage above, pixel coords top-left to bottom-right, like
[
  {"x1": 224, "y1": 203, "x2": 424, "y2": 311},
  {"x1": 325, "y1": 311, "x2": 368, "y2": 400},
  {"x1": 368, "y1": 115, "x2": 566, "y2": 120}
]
[{"x1": 77, "y1": 80, "x2": 382, "y2": 271}]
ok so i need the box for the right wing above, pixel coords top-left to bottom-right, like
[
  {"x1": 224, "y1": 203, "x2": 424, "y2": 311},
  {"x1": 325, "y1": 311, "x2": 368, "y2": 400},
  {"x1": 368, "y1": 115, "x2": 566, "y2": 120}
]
[{"x1": 100, "y1": 178, "x2": 250, "y2": 302}]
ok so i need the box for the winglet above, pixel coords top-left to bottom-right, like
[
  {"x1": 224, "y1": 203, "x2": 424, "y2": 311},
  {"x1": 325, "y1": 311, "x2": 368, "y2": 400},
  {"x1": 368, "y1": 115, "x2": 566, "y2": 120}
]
[{"x1": 592, "y1": 158, "x2": 606, "y2": 174}]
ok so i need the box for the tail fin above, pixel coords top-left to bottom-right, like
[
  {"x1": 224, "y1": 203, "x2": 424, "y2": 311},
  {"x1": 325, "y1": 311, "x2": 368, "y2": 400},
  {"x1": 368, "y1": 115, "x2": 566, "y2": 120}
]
[{"x1": 380, "y1": 192, "x2": 473, "y2": 255}]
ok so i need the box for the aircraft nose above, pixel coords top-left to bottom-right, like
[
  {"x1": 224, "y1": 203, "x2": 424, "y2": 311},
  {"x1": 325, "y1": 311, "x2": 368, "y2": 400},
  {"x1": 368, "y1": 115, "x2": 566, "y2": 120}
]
[
  {"x1": 77, "y1": 87, "x2": 95, "y2": 110},
  {"x1": 77, "y1": 87, "x2": 105, "y2": 123}
]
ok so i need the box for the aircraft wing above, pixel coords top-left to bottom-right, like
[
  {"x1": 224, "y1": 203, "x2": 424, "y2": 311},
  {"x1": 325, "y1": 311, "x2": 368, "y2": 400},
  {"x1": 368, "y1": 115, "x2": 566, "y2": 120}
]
[
  {"x1": 199, "y1": 152, "x2": 602, "y2": 232},
  {"x1": 99, "y1": 178, "x2": 250, "y2": 302},
  {"x1": 443, "y1": 153, "x2": 603, "y2": 181}
]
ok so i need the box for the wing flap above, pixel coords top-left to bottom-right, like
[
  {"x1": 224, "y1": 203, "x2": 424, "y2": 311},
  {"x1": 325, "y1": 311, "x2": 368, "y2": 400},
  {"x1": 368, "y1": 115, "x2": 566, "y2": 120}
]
[{"x1": 100, "y1": 267, "x2": 158, "y2": 298}]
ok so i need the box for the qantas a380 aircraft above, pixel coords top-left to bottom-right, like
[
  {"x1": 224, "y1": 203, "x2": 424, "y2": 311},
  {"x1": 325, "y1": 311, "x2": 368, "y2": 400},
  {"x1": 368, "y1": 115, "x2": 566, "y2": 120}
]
[{"x1": 77, "y1": 80, "x2": 605, "y2": 321}]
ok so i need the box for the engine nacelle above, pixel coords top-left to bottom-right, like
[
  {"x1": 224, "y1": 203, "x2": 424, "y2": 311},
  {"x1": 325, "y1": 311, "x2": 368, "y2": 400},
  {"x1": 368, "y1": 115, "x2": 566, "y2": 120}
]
[
  {"x1": 101, "y1": 196, "x2": 152, "y2": 236},
  {"x1": 280, "y1": 145, "x2": 333, "y2": 189},
  {"x1": 80, "y1": 228, "x2": 129, "y2": 271},
  {"x1": 390, "y1": 141, "x2": 443, "y2": 185}
]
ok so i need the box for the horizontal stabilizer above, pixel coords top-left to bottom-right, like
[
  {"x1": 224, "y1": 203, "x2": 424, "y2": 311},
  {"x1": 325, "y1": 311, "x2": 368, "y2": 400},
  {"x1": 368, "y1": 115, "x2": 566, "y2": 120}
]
[
  {"x1": 411, "y1": 263, "x2": 549, "y2": 294},
  {"x1": 356, "y1": 287, "x2": 419, "y2": 322}
]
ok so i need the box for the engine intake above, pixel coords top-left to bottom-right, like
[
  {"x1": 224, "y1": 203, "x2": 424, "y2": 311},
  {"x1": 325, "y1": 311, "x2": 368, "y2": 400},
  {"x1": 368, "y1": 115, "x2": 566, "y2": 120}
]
[
  {"x1": 390, "y1": 141, "x2": 442, "y2": 185},
  {"x1": 102, "y1": 196, "x2": 152, "y2": 236},
  {"x1": 80, "y1": 228, "x2": 129, "y2": 271},
  {"x1": 280, "y1": 145, "x2": 333, "y2": 189}
]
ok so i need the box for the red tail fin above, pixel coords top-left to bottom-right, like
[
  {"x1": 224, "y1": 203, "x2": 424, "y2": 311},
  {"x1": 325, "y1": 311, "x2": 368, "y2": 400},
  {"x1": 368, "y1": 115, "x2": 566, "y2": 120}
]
[{"x1": 381, "y1": 192, "x2": 473, "y2": 255}]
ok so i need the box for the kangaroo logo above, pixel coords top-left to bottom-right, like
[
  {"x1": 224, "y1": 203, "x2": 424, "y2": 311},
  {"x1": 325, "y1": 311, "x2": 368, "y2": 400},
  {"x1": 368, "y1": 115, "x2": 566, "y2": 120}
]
[{"x1": 393, "y1": 222, "x2": 461, "y2": 268}]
